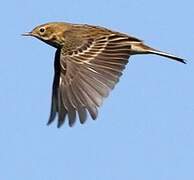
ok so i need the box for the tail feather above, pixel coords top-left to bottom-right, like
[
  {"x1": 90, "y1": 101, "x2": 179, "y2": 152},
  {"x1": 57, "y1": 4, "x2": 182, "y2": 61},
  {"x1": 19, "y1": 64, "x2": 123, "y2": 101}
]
[{"x1": 130, "y1": 43, "x2": 186, "y2": 64}]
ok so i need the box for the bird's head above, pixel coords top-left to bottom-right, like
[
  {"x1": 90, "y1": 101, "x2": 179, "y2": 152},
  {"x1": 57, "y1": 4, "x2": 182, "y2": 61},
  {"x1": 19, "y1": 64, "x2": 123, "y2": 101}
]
[{"x1": 22, "y1": 22, "x2": 71, "y2": 48}]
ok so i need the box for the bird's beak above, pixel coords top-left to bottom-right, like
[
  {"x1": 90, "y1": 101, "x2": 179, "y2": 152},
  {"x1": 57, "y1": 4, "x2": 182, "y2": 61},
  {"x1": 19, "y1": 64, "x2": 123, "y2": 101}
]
[{"x1": 21, "y1": 32, "x2": 33, "y2": 36}]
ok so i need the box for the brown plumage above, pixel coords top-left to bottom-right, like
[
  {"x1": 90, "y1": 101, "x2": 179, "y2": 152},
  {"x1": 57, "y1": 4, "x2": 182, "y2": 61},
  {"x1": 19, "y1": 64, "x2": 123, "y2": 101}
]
[{"x1": 23, "y1": 22, "x2": 186, "y2": 127}]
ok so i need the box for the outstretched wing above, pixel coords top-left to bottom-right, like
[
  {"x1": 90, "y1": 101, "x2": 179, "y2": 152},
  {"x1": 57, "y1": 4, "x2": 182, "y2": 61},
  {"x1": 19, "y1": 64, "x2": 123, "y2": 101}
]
[{"x1": 48, "y1": 33, "x2": 134, "y2": 127}]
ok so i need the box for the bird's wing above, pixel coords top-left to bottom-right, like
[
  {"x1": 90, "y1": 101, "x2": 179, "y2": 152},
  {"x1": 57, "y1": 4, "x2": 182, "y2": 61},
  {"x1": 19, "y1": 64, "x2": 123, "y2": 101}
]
[
  {"x1": 49, "y1": 34, "x2": 132, "y2": 127},
  {"x1": 48, "y1": 49, "x2": 64, "y2": 126}
]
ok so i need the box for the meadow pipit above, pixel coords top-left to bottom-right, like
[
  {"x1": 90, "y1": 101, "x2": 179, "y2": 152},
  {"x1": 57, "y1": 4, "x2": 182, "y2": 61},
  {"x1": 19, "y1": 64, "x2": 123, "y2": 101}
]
[{"x1": 23, "y1": 22, "x2": 186, "y2": 127}]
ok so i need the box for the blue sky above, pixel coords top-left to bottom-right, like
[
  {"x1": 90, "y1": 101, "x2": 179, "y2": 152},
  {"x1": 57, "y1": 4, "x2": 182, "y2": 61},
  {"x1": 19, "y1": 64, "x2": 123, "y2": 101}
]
[{"x1": 0, "y1": 0, "x2": 193, "y2": 179}]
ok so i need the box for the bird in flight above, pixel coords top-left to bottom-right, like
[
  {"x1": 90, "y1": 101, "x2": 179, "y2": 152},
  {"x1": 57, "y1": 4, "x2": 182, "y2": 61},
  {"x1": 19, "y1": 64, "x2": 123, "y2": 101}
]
[{"x1": 23, "y1": 22, "x2": 186, "y2": 127}]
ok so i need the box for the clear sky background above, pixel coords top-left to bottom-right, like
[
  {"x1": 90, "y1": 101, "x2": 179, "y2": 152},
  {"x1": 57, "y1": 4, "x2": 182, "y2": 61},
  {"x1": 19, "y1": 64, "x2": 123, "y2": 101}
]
[{"x1": 0, "y1": 0, "x2": 193, "y2": 180}]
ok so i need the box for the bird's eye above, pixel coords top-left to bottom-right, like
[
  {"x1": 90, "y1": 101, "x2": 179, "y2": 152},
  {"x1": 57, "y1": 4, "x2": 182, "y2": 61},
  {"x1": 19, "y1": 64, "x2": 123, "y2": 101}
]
[{"x1": 39, "y1": 27, "x2": 46, "y2": 33}]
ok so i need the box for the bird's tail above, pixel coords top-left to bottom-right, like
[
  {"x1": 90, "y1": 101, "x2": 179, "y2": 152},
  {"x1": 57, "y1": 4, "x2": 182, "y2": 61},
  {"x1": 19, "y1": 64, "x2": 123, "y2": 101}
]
[{"x1": 130, "y1": 42, "x2": 186, "y2": 64}]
